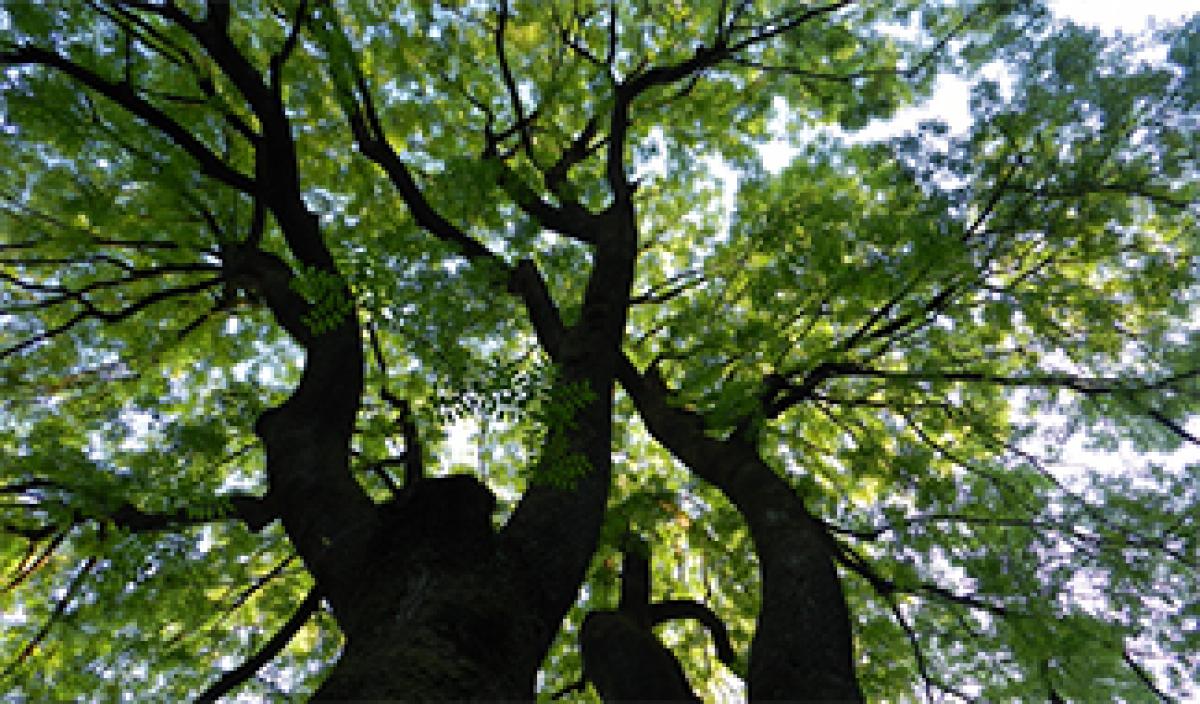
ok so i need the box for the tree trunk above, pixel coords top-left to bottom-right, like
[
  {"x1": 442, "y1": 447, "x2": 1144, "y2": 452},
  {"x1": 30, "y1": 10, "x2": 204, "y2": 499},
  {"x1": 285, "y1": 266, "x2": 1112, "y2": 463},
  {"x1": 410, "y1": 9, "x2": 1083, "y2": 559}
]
[
  {"x1": 309, "y1": 475, "x2": 549, "y2": 699},
  {"x1": 618, "y1": 359, "x2": 863, "y2": 701}
]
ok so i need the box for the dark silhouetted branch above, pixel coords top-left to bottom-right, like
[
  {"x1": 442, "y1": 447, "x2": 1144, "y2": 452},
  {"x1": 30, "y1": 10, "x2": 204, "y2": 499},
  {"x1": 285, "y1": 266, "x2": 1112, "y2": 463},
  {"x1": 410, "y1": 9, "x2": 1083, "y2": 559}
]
[
  {"x1": 194, "y1": 588, "x2": 321, "y2": 703},
  {"x1": 1, "y1": 556, "x2": 97, "y2": 679},
  {"x1": 1123, "y1": 649, "x2": 1175, "y2": 703},
  {"x1": 1, "y1": 47, "x2": 255, "y2": 193}
]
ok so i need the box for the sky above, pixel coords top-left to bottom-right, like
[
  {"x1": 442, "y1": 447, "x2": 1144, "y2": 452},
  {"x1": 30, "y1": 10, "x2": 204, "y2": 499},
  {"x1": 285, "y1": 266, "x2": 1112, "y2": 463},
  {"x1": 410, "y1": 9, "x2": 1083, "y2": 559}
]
[
  {"x1": 1051, "y1": 0, "x2": 1194, "y2": 31},
  {"x1": 758, "y1": 0, "x2": 1197, "y2": 170}
]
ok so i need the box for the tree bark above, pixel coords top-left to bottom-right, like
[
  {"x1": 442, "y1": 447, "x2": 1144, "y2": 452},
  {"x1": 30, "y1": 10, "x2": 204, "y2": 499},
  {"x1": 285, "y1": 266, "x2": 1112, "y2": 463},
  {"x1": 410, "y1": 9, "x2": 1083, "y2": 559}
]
[
  {"x1": 618, "y1": 358, "x2": 863, "y2": 702},
  {"x1": 312, "y1": 477, "x2": 543, "y2": 699},
  {"x1": 289, "y1": 212, "x2": 636, "y2": 696}
]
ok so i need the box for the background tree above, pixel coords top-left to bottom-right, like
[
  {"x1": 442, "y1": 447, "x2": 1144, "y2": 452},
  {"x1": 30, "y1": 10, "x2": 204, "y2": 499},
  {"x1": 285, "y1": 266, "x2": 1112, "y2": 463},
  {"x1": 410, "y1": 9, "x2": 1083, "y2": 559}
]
[{"x1": 1, "y1": 0, "x2": 1197, "y2": 700}]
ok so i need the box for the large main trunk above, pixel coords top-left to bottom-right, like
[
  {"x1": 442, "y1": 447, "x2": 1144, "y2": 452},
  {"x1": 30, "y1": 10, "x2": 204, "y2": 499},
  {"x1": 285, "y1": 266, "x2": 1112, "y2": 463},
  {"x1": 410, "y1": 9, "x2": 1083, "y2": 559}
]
[
  {"x1": 314, "y1": 564, "x2": 534, "y2": 699},
  {"x1": 310, "y1": 475, "x2": 545, "y2": 699},
  {"x1": 299, "y1": 307, "x2": 627, "y2": 697}
]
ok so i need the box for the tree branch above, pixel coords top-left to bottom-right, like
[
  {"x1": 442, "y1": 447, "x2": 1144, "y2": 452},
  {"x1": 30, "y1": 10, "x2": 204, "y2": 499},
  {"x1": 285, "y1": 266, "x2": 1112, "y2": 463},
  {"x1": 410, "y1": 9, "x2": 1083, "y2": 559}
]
[
  {"x1": 108, "y1": 493, "x2": 277, "y2": 533},
  {"x1": 605, "y1": 1, "x2": 851, "y2": 205},
  {"x1": 543, "y1": 117, "x2": 600, "y2": 199},
  {"x1": 381, "y1": 389, "x2": 426, "y2": 488},
  {"x1": 269, "y1": 0, "x2": 308, "y2": 96},
  {"x1": 1, "y1": 556, "x2": 97, "y2": 680},
  {"x1": 1122, "y1": 649, "x2": 1175, "y2": 703},
  {"x1": 649, "y1": 599, "x2": 737, "y2": 666},
  {"x1": 194, "y1": 588, "x2": 321, "y2": 703},
  {"x1": 767, "y1": 361, "x2": 1199, "y2": 417},
  {"x1": 495, "y1": 1, "x2": 534, "y2": 161},
  {"x1": 3, "y1": 530, "x2": 70, "y2": 592},
  {"x1": 507, "y1": 259, "x2": 566, "y2": 361},
  {"x1": 1, "y1": 46, "x2": 255, "y2": 194},
  {"x1": 726, "y1": 2, "x2": 853, "y2": 53},
  {"x1": 351, "y1": 111, "x2": 495, "y2": 260},
  {"x1": 494, "y1": 162, "x2": 600, "y2": 244},
  {"x1": 2, "y1": 278, "x2": 222, "y2": 361},
  {"x1": 1145, "y1": 409, "x2": 1200, "y2": 447},
  {"x1": 886, "y1": 594, "x2": 934, "y2": 703}
]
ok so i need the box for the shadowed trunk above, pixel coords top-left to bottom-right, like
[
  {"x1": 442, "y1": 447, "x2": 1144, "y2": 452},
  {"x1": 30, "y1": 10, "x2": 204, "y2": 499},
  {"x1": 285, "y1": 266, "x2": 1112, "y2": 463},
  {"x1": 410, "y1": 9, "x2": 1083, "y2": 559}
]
[
  {"x1": 618, "y1": 358, "x2": 863, "y2": 702},
  {"x1": 270, "y1": 202, "x2": 637, "y2": 698},
  {"x1": 312, "y1": 476, "x2": 542, "y2": 699}
]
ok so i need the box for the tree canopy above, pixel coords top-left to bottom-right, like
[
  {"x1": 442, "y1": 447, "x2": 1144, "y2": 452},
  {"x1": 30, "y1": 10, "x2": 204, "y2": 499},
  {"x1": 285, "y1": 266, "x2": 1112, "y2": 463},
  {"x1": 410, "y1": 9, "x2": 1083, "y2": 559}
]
[{"x1": 1, "y1": 0, "x2": 1198, "y2": 700}]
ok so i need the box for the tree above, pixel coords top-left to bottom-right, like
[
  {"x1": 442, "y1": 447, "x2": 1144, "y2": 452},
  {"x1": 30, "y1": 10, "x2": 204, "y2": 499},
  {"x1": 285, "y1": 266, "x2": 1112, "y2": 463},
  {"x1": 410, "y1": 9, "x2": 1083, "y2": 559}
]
[{"x1": 1, "y1": 0, "x2": 1197, "y2": 700}]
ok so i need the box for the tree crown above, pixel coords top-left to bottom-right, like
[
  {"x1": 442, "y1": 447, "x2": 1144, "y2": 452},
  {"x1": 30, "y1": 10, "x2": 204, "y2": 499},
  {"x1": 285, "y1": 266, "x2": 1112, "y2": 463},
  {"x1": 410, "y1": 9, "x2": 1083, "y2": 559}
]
[{"x1": 2, "y1": 1, "x2": 1197, "y2": 700}]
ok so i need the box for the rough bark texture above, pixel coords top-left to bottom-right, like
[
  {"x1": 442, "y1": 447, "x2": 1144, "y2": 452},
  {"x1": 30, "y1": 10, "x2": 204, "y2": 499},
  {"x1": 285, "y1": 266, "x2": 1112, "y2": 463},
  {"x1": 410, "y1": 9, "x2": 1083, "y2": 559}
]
[{"x1": 313, "y1": 477, "x2": 541, "y2": 699}]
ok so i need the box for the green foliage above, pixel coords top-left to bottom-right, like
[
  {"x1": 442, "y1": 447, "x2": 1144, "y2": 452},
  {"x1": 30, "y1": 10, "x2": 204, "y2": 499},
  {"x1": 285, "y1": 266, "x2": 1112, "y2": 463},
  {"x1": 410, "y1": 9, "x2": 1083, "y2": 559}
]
[
  {"x1": 431, "y1": 355, "x2": 553, "y2": 425},
  {"x1": 524, "y1": 375, "x2": 597, "y2": 489},
  {"x1": 289, "y1": 263, "x2": 355, "y2": 336},
  {"x1": 1, "y1": 0, "x2": 1198, "y2": 701}
]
